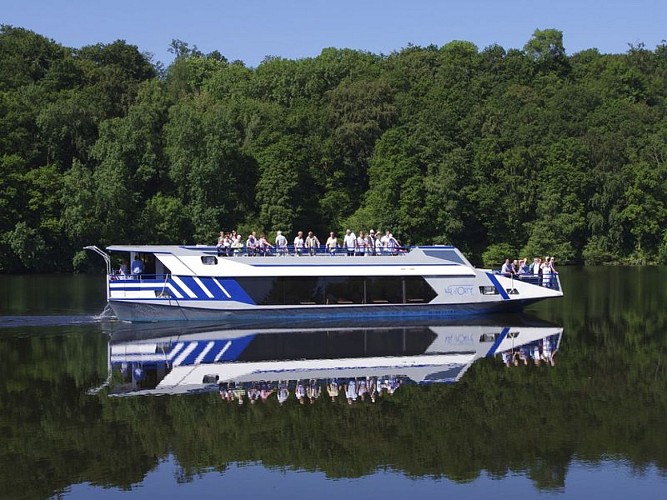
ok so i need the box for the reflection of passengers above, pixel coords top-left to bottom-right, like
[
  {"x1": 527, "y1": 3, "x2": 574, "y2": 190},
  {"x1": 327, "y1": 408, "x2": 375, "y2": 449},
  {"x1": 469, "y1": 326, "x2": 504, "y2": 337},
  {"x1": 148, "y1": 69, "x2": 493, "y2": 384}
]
[
  {"x1": 277, "y1": 382, "x2": 289, "y2": 405},
  {"x1": 219, "y1": 382, "x2": 232, "y2": 401},
  {"x1": 247, "y1": 385, "x2": 260, "y2": 404},
  {"x1": 259, "y1": 382, "x2": 274, "y2": 402},
  {"x1": 327, "y1": 379, "x2": 339, "y2": 401},
  {"x1": 367, "y1": 377, "x2": 377, "y2": 403},
  {"x1": 532, "y1": 344, "x2": 542, "y2": 366},
  {"x1": 306, "y1": 380, "x2": 321, "y2": 404},
  {"x1": 231, "y1": 384, "x2": 246, "y2": 405},
  {"x1": 296, "y1": 381, "x2": 306, "y2": 404},
  {"x1": 358, "y1": 378, "x2": 368, "y2": 401},
  {"x1": 501, "y1": 351, "x2": 515, "y2": 367},
  {"x1": 518, "y1": 346, "x2": 531, "y2": 365},
  {"x1": 345, "y1": 379, "x2": 358, "y2": 404},
  {"x1": 542, "y1": 336, "x2": 558, "y2": 365},
  {"x1": 385, "y1": 376, "x2": 400, "y2": 395}
]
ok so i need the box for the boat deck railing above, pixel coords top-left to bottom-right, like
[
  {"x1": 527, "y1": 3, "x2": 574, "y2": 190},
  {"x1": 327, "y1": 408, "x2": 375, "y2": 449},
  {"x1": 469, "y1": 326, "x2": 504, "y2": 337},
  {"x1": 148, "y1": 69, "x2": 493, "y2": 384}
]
[
  {"x1": 213, "y1": 244, "x2": 410, "y2": 257},
  {"x1": 494, "y1": 271, "x2": 562, "y2": 292}
]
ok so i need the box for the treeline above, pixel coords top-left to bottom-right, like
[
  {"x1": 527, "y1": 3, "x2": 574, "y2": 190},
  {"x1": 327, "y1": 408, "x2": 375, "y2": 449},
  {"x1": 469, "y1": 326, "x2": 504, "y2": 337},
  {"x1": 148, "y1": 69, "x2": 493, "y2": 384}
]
[{"x1": 2, "y1": 25, "x2": 667, "y2": 272}]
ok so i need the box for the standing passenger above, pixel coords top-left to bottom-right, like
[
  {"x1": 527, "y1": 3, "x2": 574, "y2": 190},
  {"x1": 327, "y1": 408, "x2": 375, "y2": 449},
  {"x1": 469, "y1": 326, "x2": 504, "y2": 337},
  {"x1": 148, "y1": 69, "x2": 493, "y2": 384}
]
[
  {"x1": 356, "y1": 231, "x2": 366, "y2": 256},
  {"x1": 541, "y1": 256, "x2": 551, "y2": 287},
  {"x1": 275, "y1": 231, "x2": 288, "y2": 256},
  {"x1": 326, "y1": 232, "x2": 338, "y2": 255},
  {"x1": 246, "y1": 232, "x2": 258, "y2": 256},
  {"x1": 131, "y1": 255, "x2": 144, "y2": 277},
  {"x1": 258, "y1": 234, "x2": 273, "y2": 256},
  {"x1": 305, "y1": 231, "x2": 320, "y2": 256},
  {"x1": 293, "y1": 231, "x2": 305, "y2": 256},
  {"x1": 368, "y1": 230, "x2": 377, "y2": 255},
  {"x1": 343, "y1": 229, "x2": 357, "y2": 256}
]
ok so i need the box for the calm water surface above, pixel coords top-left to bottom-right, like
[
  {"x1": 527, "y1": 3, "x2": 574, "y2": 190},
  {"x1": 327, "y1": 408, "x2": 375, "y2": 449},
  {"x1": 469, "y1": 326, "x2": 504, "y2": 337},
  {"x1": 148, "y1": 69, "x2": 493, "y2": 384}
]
[{"x1": 1, "y1": 267, "x2": 666, "y2": 499}]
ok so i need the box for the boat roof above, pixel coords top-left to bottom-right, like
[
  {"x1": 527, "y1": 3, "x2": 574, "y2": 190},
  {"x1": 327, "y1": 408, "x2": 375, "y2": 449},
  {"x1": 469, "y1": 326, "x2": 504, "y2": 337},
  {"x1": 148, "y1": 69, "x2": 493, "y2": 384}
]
[{"x1": 105, "y1": 244, "x2": 474, "y2": 267}]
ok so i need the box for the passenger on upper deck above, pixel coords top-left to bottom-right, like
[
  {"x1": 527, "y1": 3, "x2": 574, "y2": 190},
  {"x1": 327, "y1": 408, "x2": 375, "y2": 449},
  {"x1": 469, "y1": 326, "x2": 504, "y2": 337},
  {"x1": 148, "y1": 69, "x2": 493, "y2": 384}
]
[
  {"x1": 275, "y1": 231, "x2": 288, "y2": 256},
  {"x1": 375, "y1": 232, "x2": 383, "y2": 255},
  {"x1": 326, "y1": 232, "x2": 338, "y2": 255},
  {"x1": 356, "y1": 231, "x2": 367, "y2": 256},
  {"x1": 231, "y1": 234, "x2": 243, "y2": 256},
  {"x1": 246, "y1": 232, "x2": 258, "y2": 256},
  {"x1": 294, "y1": 231, "x2": 304, "y2": 256},
  {"x1": 387, "y1": 232, "x2": 400, "y2": 255},
  {"x1": 368, "y1": 230, "x2": 377, "y2": 255},
  {"x1": 216, "y1": 231, "x2": 225, "y2": 256},
  {"x1": 258, "y1": 234, "x2": 273, "y2": 256},
  {"x1": 305, "y1": 231, "x2": 320, "y2": 256},
  {"x1": 501, "y1": 259, "x2": 515, "y2": 277},
  {"x1": 343, "y1": 229, "x2": 356, "y2": 256}
]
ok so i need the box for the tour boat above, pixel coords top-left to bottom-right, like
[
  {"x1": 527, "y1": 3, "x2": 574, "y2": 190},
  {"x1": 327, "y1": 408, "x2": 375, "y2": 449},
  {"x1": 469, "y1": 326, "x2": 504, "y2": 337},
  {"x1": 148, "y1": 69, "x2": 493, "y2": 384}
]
[
  {"x1": 85, "y1": 244, "x2": 562, "y2": 322},
  {"x1": 101, "y1": 318, "x2": 563, "y2": 396}
]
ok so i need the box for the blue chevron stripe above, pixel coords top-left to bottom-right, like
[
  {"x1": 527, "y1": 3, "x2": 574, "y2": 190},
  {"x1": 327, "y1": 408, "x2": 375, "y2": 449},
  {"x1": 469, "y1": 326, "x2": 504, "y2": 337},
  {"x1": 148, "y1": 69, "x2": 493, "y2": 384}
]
[
  {"x1": 485, "y1": 272, "x2": 510, "y2": 300},
  {"x1": 486, "y1": 327, "x2": 510, "y2": 357},
  {"x1": 169, "y1": 335, "x2": 257, "y2": 366}
]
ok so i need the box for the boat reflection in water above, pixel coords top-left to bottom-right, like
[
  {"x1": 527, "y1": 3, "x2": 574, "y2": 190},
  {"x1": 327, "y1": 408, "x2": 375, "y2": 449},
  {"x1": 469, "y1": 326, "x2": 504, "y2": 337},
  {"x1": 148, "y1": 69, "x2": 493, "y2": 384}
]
[{"x1": 105, "y1": 317, "x2": 563, "y2": 402}]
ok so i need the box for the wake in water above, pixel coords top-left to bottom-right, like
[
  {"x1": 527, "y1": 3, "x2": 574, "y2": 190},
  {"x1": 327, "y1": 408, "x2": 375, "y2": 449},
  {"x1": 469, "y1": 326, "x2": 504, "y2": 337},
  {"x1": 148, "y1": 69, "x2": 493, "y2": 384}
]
[
  {"x1": 94, "y1": 303, "x2": 117, "y2": 320},
  {"x1": 0, "y1": 306, "x2": 118, "y2": 329},
  {"x1": 0, "y1": 315, "x2": 103, "y2": 328}
]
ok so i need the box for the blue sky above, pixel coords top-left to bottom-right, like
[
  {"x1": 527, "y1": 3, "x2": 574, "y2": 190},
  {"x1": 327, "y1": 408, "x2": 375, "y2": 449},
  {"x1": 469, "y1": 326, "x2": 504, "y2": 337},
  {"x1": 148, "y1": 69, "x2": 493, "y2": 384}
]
[{"x1": 4, "y1": 1, "x2": 666, "y2": 67}]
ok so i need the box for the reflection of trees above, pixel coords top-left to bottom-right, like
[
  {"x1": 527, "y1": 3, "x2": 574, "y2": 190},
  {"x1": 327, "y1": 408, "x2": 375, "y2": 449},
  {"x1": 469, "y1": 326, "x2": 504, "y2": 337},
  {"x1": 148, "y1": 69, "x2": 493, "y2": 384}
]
[{"x1": 1, "y1": 306, "x2": 666, "y2": 497}]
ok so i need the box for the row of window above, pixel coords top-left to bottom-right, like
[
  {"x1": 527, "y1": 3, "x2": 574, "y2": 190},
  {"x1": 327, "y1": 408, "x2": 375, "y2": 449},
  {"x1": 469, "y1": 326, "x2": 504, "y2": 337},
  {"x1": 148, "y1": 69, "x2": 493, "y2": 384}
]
[{"x1": 236, "y1": 276, "x2": 437, "y2": 306}]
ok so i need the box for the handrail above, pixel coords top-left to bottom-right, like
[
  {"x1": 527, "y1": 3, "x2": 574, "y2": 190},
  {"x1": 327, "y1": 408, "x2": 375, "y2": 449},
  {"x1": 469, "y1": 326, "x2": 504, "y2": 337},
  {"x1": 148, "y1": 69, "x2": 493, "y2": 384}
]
[
  {"x1": 495, "y1": 271, "x2": 561, "y2": 291},
  {"x1": 85, "y1": 245, "x2": 112, "y2": 301},
  {"x1": 84, "y1": 245, "x2": 112, "y2": 275},
  {"x1": 215, "y1": 244, "x2": 410, "y2": 257}
]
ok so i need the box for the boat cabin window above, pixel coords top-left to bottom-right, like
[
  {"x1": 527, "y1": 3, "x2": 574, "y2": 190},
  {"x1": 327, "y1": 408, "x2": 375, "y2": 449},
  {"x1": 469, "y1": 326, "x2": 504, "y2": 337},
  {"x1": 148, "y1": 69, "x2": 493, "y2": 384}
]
[
  {"x1": 422, "y1": 248, "x2": 469, "y2": 265},
  {"x1": 236, "y1": 276, "x2": 437, "y2": 306},
  {"x1": 201, "y1": 256, "x2": 218, "y2": 265}
]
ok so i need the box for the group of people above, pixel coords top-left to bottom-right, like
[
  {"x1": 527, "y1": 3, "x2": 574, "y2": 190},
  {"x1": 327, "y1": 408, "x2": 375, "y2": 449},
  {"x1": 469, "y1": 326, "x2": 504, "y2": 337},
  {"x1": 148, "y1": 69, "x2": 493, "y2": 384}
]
[
  {"x1": 216, "y1": 228, "x2": 403, "y2": 257},
  {"x1": 500, "y1": 335, "x2": 559, "y2": 367},
  {"x1": 500, "y1": 256, "x2": 558, "y2": 287},
  {"x1": 218, "y1": 376, "x2": 403, "y2": 405},
  {"x1": 115, "y1": 256, "x2": 144, "y2": 279}
]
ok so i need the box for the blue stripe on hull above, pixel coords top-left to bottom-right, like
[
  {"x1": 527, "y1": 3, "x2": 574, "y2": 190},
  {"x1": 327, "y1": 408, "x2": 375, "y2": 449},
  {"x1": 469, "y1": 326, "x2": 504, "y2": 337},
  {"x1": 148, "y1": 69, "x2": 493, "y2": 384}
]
[
  {"x1": 111, "y1": 277, "x2": 255, "y2": 304},
  {"x1": 171, "y1": 336, "x2": 255, "y2": 364}
]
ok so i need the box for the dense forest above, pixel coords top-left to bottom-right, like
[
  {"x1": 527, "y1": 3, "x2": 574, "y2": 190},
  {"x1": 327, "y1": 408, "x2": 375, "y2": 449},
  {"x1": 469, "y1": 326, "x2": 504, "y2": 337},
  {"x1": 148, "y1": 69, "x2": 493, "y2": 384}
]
[{"x1": 1, "y1": 25, "x2": 667, "y2": 272}]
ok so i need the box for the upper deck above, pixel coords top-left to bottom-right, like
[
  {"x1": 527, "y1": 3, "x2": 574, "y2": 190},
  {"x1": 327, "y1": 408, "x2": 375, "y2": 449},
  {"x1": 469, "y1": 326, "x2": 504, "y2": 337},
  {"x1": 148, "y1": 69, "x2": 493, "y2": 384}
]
[{"x1": 106, "y1": 244, "x2": 478, "y2": 278}]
